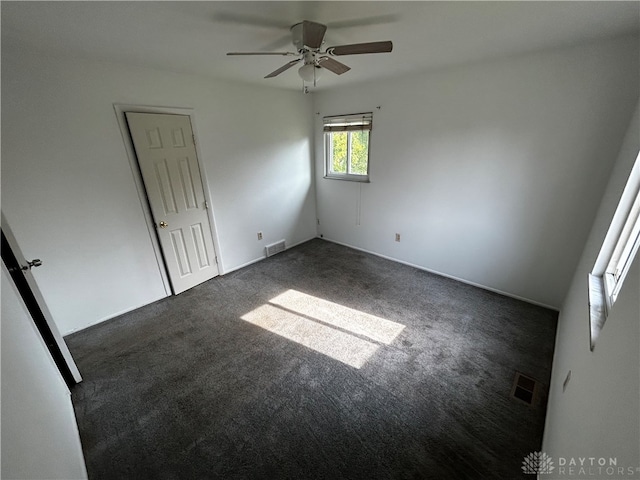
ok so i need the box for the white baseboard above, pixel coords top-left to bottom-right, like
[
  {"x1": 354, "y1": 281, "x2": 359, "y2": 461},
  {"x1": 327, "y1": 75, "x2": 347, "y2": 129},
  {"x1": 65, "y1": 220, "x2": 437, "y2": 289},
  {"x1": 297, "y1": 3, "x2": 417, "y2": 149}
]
[
  {"x1": 64, "y1": 294, "x2": 168, "y2": 336},
  {"x1": 221, "y1": 256, "x2": 265, "y2": 275},
  {"x1": 68, "y1": 233, "x2": 554, "y2": 336},
  {"x1": 221, "y1": 235, "x2": 318, "y2": 276},
  {"x1": 320, "y1": 236, "x2": 560, "y2": 311},
  {"x1": 67, "y1": 236, "x2": 319, "y2": 335}
]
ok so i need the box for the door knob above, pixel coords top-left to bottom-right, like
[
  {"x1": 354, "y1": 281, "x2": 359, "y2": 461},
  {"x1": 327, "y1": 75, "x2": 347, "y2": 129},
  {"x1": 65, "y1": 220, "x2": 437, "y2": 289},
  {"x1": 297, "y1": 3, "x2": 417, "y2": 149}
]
[
  {"x1": 158, "y1": 221, "x2": 169, "y2": 229},
  {"x1": 21, "y1": 259, "x2": 43, "y2": 271}
]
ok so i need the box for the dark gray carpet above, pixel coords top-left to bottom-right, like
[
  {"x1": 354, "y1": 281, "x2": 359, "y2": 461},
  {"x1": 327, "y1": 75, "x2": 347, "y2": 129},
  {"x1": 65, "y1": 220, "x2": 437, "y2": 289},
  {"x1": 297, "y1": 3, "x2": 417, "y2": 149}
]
[{"x1": 67, "y1": 238, "x2": 557, "y2": 479}]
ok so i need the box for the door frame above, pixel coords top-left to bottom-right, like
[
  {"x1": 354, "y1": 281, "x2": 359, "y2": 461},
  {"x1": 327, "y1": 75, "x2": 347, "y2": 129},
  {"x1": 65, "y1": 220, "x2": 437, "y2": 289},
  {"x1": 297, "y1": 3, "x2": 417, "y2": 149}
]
[{"x1": 113, "y1": 104, "x2": 224, "y2": 295}]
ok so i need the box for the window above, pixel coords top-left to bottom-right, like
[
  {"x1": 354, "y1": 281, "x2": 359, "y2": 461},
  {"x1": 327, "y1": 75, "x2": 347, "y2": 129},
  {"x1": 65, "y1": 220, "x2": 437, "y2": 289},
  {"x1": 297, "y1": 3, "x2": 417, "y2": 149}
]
[
  {"x1": 589, "y1": 151, "x2": 640, "y2": 350},
  {"x1": 324, "y1": 113, "x2": 372, "y2": 182},
  {"x1": 603, "y1": 188, "x2": 640, "y2": 306}
]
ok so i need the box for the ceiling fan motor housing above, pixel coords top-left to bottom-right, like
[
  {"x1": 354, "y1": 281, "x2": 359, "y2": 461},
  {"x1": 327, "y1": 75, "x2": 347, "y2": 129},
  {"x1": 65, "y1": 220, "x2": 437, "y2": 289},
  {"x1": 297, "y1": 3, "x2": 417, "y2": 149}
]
[{"x1": 302, "y1": 51, "x2": 317, "y2": 66}]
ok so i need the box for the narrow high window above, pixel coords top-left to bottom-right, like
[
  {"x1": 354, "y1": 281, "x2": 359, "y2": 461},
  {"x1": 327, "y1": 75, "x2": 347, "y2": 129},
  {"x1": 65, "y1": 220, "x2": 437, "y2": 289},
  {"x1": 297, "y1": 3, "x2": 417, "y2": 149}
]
[{"x1": 589, "y1": 152, "x2": 640, "y2": 349}]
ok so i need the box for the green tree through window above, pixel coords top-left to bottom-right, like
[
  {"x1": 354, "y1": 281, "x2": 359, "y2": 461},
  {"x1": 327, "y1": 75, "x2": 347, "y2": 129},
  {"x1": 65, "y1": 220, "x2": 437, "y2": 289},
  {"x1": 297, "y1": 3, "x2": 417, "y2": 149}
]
[
  {"x1": 331, "y1": 132, "x2": 347, "y2": 173},
  {"x1": 350, "y1": 131, "x2": 369, "y2": 175}
]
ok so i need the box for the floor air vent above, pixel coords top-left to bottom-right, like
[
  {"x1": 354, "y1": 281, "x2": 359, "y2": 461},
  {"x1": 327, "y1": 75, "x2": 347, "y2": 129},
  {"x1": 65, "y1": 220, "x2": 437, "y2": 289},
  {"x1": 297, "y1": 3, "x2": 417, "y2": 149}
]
[
  {"x1": 510, "y1": 371, "x2": 540, "y2": 407},
  {"x1": 265, "y1": 240, "x2": 286, "y2": 257}
]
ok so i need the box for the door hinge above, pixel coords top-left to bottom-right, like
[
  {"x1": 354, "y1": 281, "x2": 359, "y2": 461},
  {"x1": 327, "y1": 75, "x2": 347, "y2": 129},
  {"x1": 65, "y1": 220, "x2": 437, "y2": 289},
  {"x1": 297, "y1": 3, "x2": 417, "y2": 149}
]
[
  {"x1": 192, "y1": 134, "x2": 196, "y2": 145},
  {"x1": 204, "y1": 200, "x2": 208, "y2": 209},
  {"x1": 215, "y1": 255, "x2": 218, "y2": 264}
]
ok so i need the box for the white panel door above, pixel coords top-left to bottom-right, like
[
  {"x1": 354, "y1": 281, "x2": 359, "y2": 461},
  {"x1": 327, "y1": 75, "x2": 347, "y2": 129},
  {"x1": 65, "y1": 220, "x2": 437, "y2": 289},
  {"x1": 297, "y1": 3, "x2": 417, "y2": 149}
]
[{"x1": 126, "y1": 112, "x2": 218, "y2": 294}]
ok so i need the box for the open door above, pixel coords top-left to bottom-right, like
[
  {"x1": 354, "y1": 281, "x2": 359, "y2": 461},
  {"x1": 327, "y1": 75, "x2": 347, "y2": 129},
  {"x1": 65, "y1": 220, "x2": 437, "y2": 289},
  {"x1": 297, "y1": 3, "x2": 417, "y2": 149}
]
[{"x1": 1, "y1": 212, "x2": 82, "y2": 388}]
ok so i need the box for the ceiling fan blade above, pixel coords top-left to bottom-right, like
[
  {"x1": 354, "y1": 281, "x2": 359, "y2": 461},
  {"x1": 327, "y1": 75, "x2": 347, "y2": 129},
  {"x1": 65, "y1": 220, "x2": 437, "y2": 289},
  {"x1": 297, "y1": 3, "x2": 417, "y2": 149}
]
[
  {"x1": 227, "y1": 52, "x2": 297, "y2": 56},
  {"x1": 264, "y1": 59, "x2": 301, "y2": 78},
  {"x1": 318, "y1": 57, "x2": 351, "y2": 75},
  {"x1": 302, "y1": 20, "x2": 327, "y2": 49},
  {"x1": 326, "y1": 41, "x2": 393, "y2": 56}
]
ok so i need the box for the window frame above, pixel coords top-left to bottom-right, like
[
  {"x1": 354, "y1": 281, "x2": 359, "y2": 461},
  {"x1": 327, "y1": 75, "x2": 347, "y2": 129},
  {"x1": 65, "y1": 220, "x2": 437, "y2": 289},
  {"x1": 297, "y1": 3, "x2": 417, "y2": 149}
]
[
  {"x1": 323, "y1": 113, "x2": 372, "y2": 183},
  {"x1": 603, "y1": 190, "x2": 640, "y2": 308},
  {"x1": 588, "y1": 151, "x2": 640, "y2": 350}
]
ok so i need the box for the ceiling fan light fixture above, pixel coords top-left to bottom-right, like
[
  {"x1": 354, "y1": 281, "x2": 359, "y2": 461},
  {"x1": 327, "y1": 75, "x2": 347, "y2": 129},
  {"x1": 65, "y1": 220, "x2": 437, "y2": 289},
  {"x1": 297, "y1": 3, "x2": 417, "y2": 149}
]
[{"x1": 298, "y1": 63, "x2": 322, "y2": 82}]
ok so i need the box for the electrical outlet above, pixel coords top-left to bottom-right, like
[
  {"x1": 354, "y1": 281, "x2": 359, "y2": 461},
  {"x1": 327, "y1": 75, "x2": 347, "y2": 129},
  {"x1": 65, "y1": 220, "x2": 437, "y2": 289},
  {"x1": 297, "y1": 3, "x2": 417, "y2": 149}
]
[
  {"x1": 395, "y1": 233, "x2": 401, "y2": 242},
  {"x1": 257, "y1": 232, "x2": 263, "y2": 240}
]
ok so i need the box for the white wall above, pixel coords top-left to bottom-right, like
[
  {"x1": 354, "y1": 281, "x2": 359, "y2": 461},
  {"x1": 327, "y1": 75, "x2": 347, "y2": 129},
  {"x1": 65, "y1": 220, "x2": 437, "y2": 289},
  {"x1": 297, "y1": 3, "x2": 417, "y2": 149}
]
[
  {"x1": 542, "y1": 104, "x2": 639, "y2": 472},
  {"x1": 1, "y1": 45, "x2": 316, "y2": 334},
  {"x1": 1, "y1": 264, "x2": 88, "y2": 479},
  {"x1": 313, "y1": 36, "x2": 639, "y2": 308}
]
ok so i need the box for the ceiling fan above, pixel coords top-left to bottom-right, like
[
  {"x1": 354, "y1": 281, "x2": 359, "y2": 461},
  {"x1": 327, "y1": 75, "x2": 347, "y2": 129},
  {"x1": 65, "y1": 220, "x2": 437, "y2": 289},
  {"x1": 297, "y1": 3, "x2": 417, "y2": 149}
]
[{"x1": 226, "y1": 20, "x2": 393, "y2": 85}]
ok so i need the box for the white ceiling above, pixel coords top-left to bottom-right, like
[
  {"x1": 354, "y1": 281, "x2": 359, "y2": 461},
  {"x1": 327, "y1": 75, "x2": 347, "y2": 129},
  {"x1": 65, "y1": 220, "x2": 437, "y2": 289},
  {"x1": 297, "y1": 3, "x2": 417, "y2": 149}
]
[{"x1": 2, "y1": 1, "x2": 638, "y2": 91}]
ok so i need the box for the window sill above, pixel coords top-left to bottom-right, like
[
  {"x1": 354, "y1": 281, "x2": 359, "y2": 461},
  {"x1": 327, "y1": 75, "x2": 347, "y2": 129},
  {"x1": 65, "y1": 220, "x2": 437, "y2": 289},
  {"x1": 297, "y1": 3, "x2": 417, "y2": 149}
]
[
  {"x1": 588, "y1": 274, "x2": 608, "y2": 351},
  {"x1": 323, "y1": 174, "x2": 370, "y2": 183}
]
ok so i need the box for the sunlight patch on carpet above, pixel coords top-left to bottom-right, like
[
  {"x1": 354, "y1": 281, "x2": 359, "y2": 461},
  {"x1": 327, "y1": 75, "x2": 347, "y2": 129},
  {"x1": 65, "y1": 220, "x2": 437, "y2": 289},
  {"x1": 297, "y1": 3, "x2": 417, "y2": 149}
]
[{"x1": 241, "y1": 289, "x2": 405, "y2": 369}]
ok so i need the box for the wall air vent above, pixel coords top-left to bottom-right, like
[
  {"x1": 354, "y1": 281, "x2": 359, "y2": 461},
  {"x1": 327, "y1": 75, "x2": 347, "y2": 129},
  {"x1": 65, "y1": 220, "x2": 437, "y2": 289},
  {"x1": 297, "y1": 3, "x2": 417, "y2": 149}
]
[
  {"x1": 265, "y1": 240, "x2": 286, "y2": 258},
  {"x1": 510, "y1": 371, "x2": 541, "y2": 407}
]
